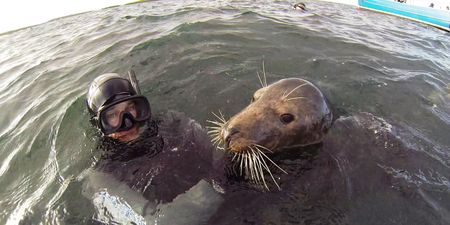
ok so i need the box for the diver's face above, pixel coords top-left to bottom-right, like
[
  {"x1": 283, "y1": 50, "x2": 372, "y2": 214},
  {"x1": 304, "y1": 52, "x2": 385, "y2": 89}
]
[{"x1": 106, "y1": 101, "x2": 140, "y2": 142}]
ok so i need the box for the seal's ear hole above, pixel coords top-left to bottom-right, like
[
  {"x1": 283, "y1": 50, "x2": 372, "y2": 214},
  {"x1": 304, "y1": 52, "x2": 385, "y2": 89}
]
[{"x1": 280, "y1": 113, "x2": 295, "y2": 124}]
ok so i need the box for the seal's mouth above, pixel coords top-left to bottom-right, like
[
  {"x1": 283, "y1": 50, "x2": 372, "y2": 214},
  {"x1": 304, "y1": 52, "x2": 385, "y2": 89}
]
[{"x1": 207, "y1": 111, "x2": 287, "y2": 191}]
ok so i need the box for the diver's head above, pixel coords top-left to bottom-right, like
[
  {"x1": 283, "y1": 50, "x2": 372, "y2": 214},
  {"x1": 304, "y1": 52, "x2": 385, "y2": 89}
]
[{"x1": 86, "y1": 73, "x2": 151, "y2": 142}]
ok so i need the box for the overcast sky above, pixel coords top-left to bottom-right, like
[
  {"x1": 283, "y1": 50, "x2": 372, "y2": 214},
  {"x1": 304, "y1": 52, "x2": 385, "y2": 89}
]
[{"x1": 0, "y1": 0, "x2": 133, "y2": 34}]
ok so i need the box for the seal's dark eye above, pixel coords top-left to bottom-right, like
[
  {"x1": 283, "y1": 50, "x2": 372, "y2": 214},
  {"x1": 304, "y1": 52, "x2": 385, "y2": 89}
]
[
  {"x1": 280, "y1": 113, "x2": 295, "y2": 124},
  {"x1": 251, "y1": 96, "x2": 256, "y2": 103}
]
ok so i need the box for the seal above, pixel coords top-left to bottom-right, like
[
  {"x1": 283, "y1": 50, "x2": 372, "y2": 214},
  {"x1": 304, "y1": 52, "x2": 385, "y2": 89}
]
[
  {"x1": 208, "y1": 77, "x2": 332, "y2": 189},
  {"x1": 208, "y1": 112, "x2": 448, "y2": 225}
]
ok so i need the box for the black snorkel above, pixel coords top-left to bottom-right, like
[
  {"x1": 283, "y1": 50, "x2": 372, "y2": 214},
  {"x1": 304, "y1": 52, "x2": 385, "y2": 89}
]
[{"x1": 128, "y1": 70, "x2": 141, "y2": 95}]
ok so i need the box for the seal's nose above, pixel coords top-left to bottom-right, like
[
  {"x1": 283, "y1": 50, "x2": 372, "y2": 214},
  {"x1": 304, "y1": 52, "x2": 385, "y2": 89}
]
[{"x1": 224, "y1": 127, "x2": 239, "y2": 148}]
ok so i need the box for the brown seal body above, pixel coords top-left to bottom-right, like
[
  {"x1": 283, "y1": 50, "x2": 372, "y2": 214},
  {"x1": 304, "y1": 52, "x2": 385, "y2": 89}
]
[{"x1": 221, "y1": 78, "x2": 332, "y2": 154}]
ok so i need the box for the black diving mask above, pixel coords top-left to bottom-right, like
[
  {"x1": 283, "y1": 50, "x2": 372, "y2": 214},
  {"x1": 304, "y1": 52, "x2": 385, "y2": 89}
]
[{"x1": 97, "y1": 96, "x2": 151, "y2": 135}]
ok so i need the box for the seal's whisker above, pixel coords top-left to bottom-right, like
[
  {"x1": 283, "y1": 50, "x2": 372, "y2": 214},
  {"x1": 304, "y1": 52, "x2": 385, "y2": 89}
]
[
  {"x1": 242, "y1": 153, "x2": 246, "y2": 176},
  {"x1": 251, "y1": 149, "x2": 261, "y2": 184},
  {"x1": 257, "y1": 149, "x2": 288, "y2": 174},
  {"x1": 212, "y1": 111, "x2": 227, "y2": 124},
  {"x1": 209, "y1": 131, "x2": 221, "y2": 139},
  {"x1": 210, "y1": 134, "x2": 224, "y2": 150},
  {"x1": 239, "y1": 152, "x2": 245, "y2": 176},
  {"x1": 208, "y1": 132, "x2": 221, "y2": 139},
  {"x1": 247, "y1": 149, "x2": 254, "y2": 181},
  {"x1": 210, "y1": 137, "x2": 218, "y2": 144},
  {"x1": 255, "y1": 148, "x2": 281, "y2": 190},
  {"x1": 252, "y1": 149, "x2": 264, "y2": 183},
  {"x1": 212, "y1": 135, "x2": 222, "y2": 142},
  {"x1": 242, "y1": 153, "x2": 247, "y2": 175},
  {"x1": 212, "y1": 112, "x2": 224, "y2": 123},
  {"x1": 206, "y1": 124, "x2": 223, "y2": 130},
  {"x1": 207, "y1": 131, "x2": 221, "y2": 138},
  {"x1": 206, "y1": 127, "x2": 223, "y2": 139},
  {"x1": 206, "y1": 129, "x2": 221, "y2": 135},
  {"x1": 250, "y1": 148, "x2": 261, "y2": 182},
  {"x1": 247, "y1": 149, "x2": 256, "y2": 181},
  {"x1": 248, "y1": 152, "x2": 253, "y2": 181},
  {"x1": 212, "y1": 141, "x2": 223, "y2": 149},
  {"x1": 286, "y1": 96, "x2": 307, "y2": 101},
  {"x1": 244, "y1": 149, "x2": 251, "y2": 179},
  {"x1": 251, "y1": 147, "x2": 269, "y2": 190},
  {"x1": 253, "y1": 144, "x2": 273, "y2": 153},
  {"x1": 244, "y1": 152, "x2": 249, "y2": 178},
  {"x1": 218, "y1": 110, "x2": 227, "y2": 123},
  {"x1": 247, "y1": 152, "x2": 252, "y2": 180},
  {"x1": 231, "y1": 152, "x2": 238, "y2": 162},
  {"x1": 214, "y1": 143, "x2": 222, "y2": 149},
  {"x1": 262, "y1": 60, "x2": 267, "y2": 87},
  {"x1": 206, "y1": 116, "x2": 228, "y2": 151},
  {"x1": 257, "y1": 71, "x2": 265, "y2": 88},
  {"x1": 249, "y1": 147, "x2": 264, "y2": 186},
  {"x1": 283, "y1": 83, "x2": 308, "y2": 99},
  {"x1": 206, "y1": 127, "x2": 220, "y2": 132},
  {"x1": 238, "y1": 153, "x2": 243, "y2": 167},
  {"x1": 206, "y1": 124, "x2": 223, "y2": 129},
  {"x1": 206, "y1": 120, "x2": 225, "y2": 127},
  {"x1": 257, "y1": 157, "x2": 269, "y2": 190}
]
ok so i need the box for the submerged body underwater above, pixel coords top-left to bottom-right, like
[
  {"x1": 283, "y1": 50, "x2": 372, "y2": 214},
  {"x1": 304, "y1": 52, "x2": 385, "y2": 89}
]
[{"x1": 0, "y1": 0, "x2": 449, "y2": 224}]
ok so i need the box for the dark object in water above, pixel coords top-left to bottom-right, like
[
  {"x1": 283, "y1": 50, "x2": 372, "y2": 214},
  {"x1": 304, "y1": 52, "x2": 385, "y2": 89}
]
[{"x1": 293, "y1": 2, "x2": 307, "y2": 11}]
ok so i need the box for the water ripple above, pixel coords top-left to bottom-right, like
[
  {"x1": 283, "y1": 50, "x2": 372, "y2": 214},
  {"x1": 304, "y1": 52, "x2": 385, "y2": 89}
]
[{"x1": 0, "y1": 0, "x2": 449, "y2": 224}]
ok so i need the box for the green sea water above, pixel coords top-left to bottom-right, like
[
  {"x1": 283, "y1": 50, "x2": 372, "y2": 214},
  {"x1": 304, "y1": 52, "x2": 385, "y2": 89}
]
[{"x1": 0, "y1": 0, "x2": 449, "y2": 224}]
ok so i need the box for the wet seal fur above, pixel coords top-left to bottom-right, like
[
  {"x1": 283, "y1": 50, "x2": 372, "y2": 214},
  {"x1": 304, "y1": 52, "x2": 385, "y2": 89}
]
[{"x1": 208, "y1": 77, "x2": 332, "y2": 189}]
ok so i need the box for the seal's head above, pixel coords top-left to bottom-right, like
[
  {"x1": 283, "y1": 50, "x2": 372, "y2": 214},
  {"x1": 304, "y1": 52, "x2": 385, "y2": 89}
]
[
  {"x1": 86, "y1": 73, "x2": 151, "y2": 142},
  {"x1": 208, "y1": 78, "x2": 332, "y2": 189},
  {"x1": 219, "y1": 78, "x2": 332, "y2": 153}
]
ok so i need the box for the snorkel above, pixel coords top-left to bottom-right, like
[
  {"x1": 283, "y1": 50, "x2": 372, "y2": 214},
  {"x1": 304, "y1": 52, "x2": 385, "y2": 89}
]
[{"x1": 128, "y1": 70, "x2": 141, "y2": 95}]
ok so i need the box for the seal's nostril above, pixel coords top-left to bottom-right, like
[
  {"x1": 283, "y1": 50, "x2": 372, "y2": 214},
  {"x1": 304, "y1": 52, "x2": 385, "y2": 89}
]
[
  {"x1": 225, "y1": 127, "x2": 239, "y2": 145},
  {"x1": 229, "y1": 127, "x2": 239, "y2": 136}
]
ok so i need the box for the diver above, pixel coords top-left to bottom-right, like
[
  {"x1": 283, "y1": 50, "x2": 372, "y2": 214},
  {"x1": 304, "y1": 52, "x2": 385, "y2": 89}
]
[
  {"x1": 293, "y1": 2, "x2": 307, "y2": 11},
  {"x1": 84, "y1": 72, "x2": 223, "y2": 224}
]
